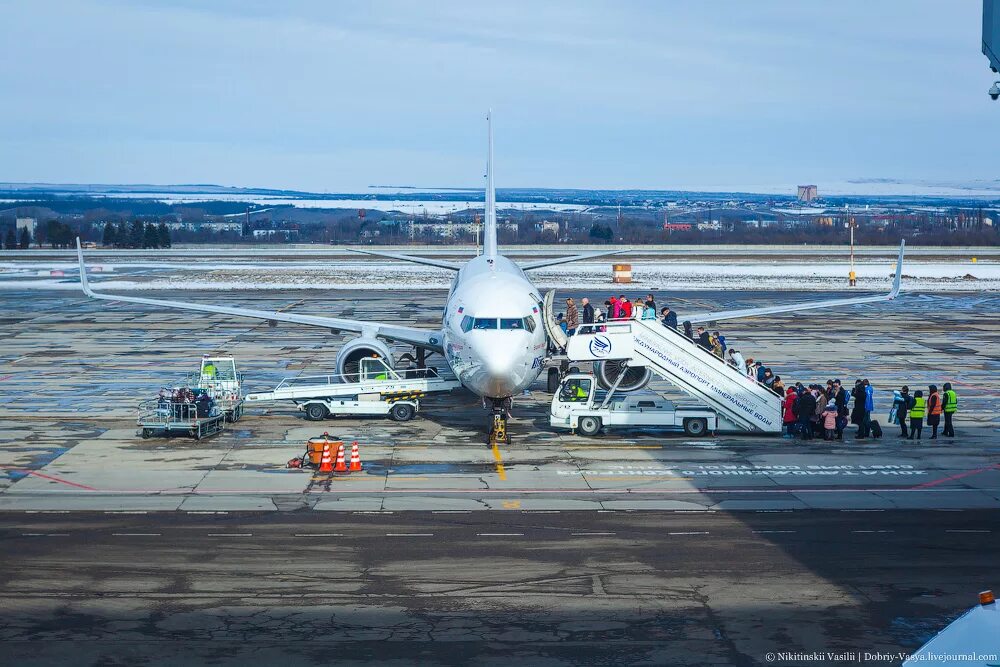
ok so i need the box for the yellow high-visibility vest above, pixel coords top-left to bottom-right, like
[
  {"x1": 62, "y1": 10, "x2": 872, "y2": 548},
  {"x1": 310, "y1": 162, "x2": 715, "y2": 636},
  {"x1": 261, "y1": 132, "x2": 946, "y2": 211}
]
[
  {"x1": 909, "y1": 396, "x2": 926, "y2": 419},
  {"x1": 944, "y1": 390, "x2": 958, "y2": 413}
]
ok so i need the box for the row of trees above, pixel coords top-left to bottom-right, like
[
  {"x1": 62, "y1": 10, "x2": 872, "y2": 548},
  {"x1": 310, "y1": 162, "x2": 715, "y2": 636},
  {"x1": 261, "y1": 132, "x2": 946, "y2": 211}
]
[
  {"x1": 102, "y1": 221, "x2": 171, "y2": 249},
  {"x1": 3, "y1": 227, "x2": 32, "y2": 249}
]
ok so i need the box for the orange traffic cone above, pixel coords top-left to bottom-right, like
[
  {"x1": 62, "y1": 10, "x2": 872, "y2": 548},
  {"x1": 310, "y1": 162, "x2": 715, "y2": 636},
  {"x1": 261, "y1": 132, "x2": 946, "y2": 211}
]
[
  {"x1": 334, "y1": 442, "x2": 348, "y2": 473},
  {"x1": 318, "y1": 443, "x2": 333, "y2": 473},
  {"x1": 349, "y1": 441, "x2": 363, "y2": 472}
]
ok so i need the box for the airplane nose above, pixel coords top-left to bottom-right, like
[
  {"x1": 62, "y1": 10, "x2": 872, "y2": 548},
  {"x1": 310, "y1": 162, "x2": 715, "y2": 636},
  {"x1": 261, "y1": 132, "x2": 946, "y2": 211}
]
[{"x1": 472, "y1": 339, "x2": 526, "y2": 397}]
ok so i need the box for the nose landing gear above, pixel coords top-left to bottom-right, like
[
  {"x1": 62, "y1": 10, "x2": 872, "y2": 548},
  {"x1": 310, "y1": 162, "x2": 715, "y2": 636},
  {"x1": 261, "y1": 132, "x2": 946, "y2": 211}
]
[{"x1": 487, "y1": 397, "x2": 512, "y2": 446}]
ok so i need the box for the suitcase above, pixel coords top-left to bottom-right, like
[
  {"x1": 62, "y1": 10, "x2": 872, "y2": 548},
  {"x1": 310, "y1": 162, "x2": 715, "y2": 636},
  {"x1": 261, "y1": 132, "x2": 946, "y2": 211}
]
[{"x1": 870, "y1": 420, "x2": 883, "y2": 439}]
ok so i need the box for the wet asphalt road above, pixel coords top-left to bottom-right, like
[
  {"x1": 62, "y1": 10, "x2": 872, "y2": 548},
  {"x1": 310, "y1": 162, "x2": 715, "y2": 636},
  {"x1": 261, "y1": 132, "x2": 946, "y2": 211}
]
[{"x1": 1, "y1": 509, "x2": 997, "y2": 666}]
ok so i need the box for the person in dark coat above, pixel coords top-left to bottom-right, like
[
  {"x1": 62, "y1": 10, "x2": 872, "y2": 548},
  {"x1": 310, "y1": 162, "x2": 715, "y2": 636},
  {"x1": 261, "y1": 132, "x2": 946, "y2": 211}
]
[
  {"x1": 833, "y1": 380, "x2": 849, "y2": 440},
  {"x1": 581, "y1": 297, "x2": 595, "y2": 327},
  {"x1": 696, "y1": 326, "x2": 712, "y2": 351},
  {"x1": 661, "y1": 307, "x2": 678, "y2": 330},
  {"x1": 682, "y1": 320, "x2": 694, "y2": 340},
  {"x1": 850, "y1": 379, "x2": 866, "y2": 437},
  {"x1": 795, "y1": 390, "x2": 817, "y2": 440}
]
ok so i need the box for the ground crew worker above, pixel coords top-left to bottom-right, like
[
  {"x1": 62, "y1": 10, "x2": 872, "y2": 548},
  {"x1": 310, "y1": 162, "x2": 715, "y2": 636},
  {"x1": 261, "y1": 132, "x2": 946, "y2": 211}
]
[
  {"x1": 926, "y1": 385, "x2": 942, "y2": 439},
  {"x1": 908, "y1": 390, "x2": 925, "y2": 440},
  {"x1": 942, "y1": 382, "x2": 958, "y2": 437},
  {"x1": 562, "y1": 380, "x2": 588, "y2": 402},
  {"x1": 849, "y1": 269, "x2": 857, "y2": 287},
  {"x1": 370, "y1": 354, "x2": 388, "y2": 381},
  {"x1": 202, "y1": 362, "x2": 216, "y2": 378}
]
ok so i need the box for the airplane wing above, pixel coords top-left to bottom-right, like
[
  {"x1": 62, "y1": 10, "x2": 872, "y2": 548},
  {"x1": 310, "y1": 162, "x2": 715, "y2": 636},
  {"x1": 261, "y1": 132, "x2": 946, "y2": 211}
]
[
  {"x1": 682, "y1": 241, "x2": 905, "y2": 324},
  {"x1": 75, "y1": 239, "x2": 444, "y2": 351},
  {"x1": 347, "y1": 248, "x2": 463, "y2": 271},
  {"x1": 519, "y1": 249, "x2": 630, "y2": 271}
]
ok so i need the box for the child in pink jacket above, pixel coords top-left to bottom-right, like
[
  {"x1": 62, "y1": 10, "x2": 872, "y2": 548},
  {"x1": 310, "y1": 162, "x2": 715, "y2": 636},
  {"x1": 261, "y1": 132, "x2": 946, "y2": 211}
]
[{"x1": 821, "y1": 400, "x2": 838, "y2": 441}]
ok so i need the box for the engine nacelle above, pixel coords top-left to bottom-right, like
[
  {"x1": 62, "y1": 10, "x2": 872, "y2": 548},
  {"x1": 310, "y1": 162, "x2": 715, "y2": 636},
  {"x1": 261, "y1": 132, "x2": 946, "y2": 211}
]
[
  {"x1": 335, "y1": 337, "x2": 393, "y2": 381},
  {"x1": 594, "y1": 359, "x2": 652, "y2": 393}
]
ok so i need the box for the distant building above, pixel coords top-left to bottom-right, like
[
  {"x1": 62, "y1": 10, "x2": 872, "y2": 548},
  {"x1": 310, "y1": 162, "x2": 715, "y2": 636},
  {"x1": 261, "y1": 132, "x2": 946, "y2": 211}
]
[
  {"x1": 15, "y1": 217, "x2": 36, "y2": 235},
  {"x1": 797, "y1": 185, "x2": 818, "y2": 202},
  {"x1": 166, "y1": 221, "x2": 243, "y2": 232},
  {"x1": 662, "y1": 223, "x2": 693, "y2": 232}
]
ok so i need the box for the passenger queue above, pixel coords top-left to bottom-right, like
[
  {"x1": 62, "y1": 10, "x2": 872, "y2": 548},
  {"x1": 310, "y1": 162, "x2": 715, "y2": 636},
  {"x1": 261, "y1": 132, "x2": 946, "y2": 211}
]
[{"x1": 555, "y1": 292, "x2": 960, "y2": 443}]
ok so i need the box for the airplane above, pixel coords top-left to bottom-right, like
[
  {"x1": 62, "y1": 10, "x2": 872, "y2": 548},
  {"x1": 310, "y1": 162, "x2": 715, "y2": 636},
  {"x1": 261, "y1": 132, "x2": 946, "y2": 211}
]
[{"x1": 76, "y1": 113, "x2": 905, "y2": 444}]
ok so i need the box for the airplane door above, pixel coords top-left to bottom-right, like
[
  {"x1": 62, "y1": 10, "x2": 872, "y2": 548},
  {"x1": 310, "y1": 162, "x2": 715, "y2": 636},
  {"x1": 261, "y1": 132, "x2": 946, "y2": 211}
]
[{"x1": 542, "y1": 290, "x2": 568, "y2": 351}]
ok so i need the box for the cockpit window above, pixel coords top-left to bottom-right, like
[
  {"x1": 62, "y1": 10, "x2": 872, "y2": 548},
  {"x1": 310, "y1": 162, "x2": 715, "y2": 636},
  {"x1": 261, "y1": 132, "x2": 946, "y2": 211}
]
[
  {"x1": 500, "y1": 318, "x2": 525, "y2": 330},
  {"x1": 473, "y1": 318, "x2": 498, "y2": 330},
  {"x1": 460, "y1": 315, "x2": 474, "y2": 333},
  {"x1": 523, "y1": 315, "x2": 536, "y2": 333}
]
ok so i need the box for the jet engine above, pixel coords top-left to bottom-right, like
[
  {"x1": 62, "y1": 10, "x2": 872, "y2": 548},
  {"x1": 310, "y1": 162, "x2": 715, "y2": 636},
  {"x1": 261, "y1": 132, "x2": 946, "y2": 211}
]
[
  {"x1": 594, "y1": 359, "x2": 651, "y2": 392},
  {"x1": 335, "y1": 337, "x2": 393, "y2": 381}
]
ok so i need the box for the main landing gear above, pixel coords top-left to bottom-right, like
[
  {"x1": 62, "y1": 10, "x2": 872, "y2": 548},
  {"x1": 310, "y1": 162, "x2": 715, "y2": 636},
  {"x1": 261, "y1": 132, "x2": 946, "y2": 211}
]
[{"x1": 487, "y1": 397, "x2": 512, "y2": 446}]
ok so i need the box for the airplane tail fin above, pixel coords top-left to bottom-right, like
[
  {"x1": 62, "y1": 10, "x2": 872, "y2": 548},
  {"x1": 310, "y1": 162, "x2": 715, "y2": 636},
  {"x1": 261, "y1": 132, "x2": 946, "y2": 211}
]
[
  {"x1": 75, "y1": 237, "x2": 94, "y2": 296},
  {"x1": 483, "y1": 110, "x2": 497, "y2": 258}
]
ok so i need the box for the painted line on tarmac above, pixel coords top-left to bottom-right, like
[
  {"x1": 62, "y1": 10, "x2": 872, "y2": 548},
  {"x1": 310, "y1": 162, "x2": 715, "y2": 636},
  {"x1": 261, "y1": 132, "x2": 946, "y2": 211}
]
[
  {"x1": 851, "y1": 529, "x2": 893, "y2": 534},
  {"x1": 668, "y1": 531, "x2": 709, "y2": 536},
  {"x1": 293, "y1": 533, "x2": 344, "y2": 537},
  {"x1": 386, "y1": 533, "x2": 434, "y2": 537},
  {"x1": 6, "y1": 469, "x2": 97, "y2": 491},
  {"x1": 112, "y1": 533, "x2": 161, "y2": 536},
  {"x1": 207, "y1": 533, "x2": 252, "y2": 537},
  {"x1": 571, "y1": 532, "x2": 616, "y2": 536},
  {"x1": 477, "y1": 533, "x2": 523, "y2": 536},
  {"x1": 21, "y1": 533, "x2": 69, "y2": 537},
  {"x1": 946, "y1": 529, "x2": 991, "y2": 533},
  {"x1": 910, "y1": 464, "x2": 1000, "y2": 489},
  {"x1": 491, "y1": 444, "x2": 507, "y2": 481},
  {"x1": 752, "y1": 530, "x2": 796, "y2": 534},
  {"x1": 9, "y1": 486, "x2": 1000, "y2": 497}
]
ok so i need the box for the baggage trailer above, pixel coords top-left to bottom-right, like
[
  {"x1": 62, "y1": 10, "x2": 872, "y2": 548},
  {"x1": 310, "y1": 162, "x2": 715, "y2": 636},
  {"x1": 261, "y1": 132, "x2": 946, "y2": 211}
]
[
  {"x1": 185, "y1": 355, "x2": 245, "y2": 423},
  {"x1": 550, "y1": 372, "x2": 723, "y2": 437},
  {"x1": 137, "y1": 400, "x2": 226, "y2": 440},
  {"x1": 244, "y1": 357, "x2": 461, "y2": 422}
]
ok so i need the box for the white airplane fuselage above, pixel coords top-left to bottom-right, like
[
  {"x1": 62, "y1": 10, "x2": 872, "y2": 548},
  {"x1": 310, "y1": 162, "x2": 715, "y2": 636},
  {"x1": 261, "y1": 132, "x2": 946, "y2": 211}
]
[{"x1": 441, "y1": 254, "x2": 548, "y2": 399}]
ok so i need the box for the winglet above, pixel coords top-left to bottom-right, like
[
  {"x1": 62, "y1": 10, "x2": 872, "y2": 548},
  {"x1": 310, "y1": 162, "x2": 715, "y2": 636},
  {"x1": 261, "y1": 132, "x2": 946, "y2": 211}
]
[
  {"x1": 75, "y1": 237, "x2": 94, "y2": 296},
  {"x1": 889, "y1": 239, "x2": 905, "y2": 299}
]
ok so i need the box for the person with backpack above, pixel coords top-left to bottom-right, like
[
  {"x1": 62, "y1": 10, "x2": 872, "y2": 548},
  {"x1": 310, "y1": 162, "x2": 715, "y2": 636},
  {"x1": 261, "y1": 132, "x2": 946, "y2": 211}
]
[
  {"x1": 926, "y1": 385, "x2": 942, "y2": 440},
  {"x1": 618, "y1": 294, "x2": 632, "y2": 319},
  {"x1": 942, "y1": 382, "x2": 958, "y2": 437},
  {"x1": 863, "y1": 379, "x2": 876, "y2": 438},
  {"x1": 908, "y1": 390, "x2": 926, "y2": 440}
]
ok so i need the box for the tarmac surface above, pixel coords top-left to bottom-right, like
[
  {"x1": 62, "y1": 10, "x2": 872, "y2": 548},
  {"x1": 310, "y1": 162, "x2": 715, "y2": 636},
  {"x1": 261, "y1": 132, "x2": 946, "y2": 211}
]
[
  {"x1": 1, "y1": 510, "x2": 996, "y2": 666},
  {"x1": 1, "y1": 284, "x2": 998, "y2": 665}
]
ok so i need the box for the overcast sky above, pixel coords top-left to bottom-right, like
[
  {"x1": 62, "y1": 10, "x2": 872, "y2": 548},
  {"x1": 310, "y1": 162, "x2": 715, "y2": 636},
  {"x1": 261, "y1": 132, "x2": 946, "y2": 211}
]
[{"x1": 0, "y1": 1, "x2": 994, "y2": 192}]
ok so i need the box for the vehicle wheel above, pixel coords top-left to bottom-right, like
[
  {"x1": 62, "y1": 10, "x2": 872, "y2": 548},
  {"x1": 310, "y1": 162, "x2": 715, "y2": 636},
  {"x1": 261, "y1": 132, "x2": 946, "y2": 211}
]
[
  {"x1": 141, "y1": 429, "x2": 151, "y2": 439},
  {"x1": 193, "y1": 430, "x2": 201, "y2": 441},
  {"x1": 305, "y1": 403, "x2": 329, "y2": 421},
  {"x1": 577, "y1": 416, "x2": 602, "y2": 436},
  {"x1": 390, "y1": 403, "x2": 416, "y2": 422},
  {"x1": 547, "y1": 367, "x2": 560, "y2": 393},
  {"x1": 683, "y1": 417, "x2": 708, "y2": 436}
]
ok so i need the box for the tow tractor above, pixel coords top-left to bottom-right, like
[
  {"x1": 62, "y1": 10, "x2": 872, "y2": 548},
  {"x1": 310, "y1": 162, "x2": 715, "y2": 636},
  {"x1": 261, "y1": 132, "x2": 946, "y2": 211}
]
[
  {"x1": 550, "y1": 372, "x2": 719, "y2": 437},
  {"x1": 186, "y1": 355, "x2": 245, "y2": 422},
  {"x1": 244, "y1": 357, "x2": 461, "y2": 422}
]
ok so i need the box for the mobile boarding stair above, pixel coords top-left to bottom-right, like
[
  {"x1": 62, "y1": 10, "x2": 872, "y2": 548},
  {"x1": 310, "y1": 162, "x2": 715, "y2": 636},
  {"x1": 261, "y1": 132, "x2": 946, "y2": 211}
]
[
  {"x1": 244, "y1": 357, "x2": 462, "y2": 422},
  {"x1": 566, "y1": 320, "x2": 783, "y2": 435}
]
